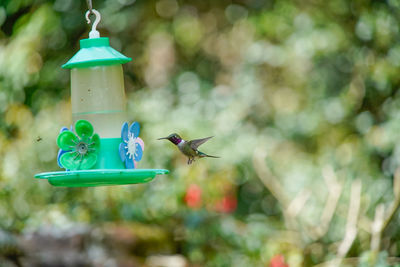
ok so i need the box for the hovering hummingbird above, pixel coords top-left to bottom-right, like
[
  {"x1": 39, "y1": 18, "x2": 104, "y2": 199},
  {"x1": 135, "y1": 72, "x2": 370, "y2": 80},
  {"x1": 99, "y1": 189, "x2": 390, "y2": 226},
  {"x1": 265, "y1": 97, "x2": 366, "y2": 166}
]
[{"x1": 158, "y1": 133, "x2": 219, "y2": 164}]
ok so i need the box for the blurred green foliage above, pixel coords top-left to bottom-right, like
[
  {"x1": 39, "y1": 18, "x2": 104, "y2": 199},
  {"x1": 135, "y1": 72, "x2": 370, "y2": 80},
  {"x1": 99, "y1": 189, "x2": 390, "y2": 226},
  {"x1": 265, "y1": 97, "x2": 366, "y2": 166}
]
[{"x1": 2, "y1": 0, "x2": 400, "y2": 266}]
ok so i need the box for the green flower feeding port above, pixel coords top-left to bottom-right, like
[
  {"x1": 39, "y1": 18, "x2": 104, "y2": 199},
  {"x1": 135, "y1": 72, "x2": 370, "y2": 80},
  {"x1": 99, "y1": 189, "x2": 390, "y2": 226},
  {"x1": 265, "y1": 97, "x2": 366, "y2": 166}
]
[{"x1": 34, "y1": 9, "x2": 169, "y2": 187}]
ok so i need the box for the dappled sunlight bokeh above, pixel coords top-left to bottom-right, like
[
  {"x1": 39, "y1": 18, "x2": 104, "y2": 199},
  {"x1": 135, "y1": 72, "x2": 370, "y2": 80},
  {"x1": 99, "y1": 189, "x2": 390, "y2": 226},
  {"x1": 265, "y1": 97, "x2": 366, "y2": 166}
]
[{"x1": 1, "y1": 0, "x2": 400, "y2": 266}]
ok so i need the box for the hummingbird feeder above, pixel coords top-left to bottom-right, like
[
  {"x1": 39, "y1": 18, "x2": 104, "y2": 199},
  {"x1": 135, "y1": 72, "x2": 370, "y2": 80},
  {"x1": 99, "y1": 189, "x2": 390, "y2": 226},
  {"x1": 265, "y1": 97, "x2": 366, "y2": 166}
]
[{"x1": 35, "y1": 6, "x2": 168, "y2": 187}]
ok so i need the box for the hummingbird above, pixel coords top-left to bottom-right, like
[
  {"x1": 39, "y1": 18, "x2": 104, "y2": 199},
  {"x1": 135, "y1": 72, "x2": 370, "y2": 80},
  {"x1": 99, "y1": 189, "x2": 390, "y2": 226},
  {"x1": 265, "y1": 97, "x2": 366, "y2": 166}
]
[{"x1": 158, "y1": 133, "x2": 219, "y2": 164}]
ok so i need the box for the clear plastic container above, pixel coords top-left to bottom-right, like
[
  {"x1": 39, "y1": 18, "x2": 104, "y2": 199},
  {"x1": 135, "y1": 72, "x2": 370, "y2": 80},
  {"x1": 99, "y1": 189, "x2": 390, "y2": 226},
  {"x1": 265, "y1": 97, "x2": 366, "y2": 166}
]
[{"x1": 71, "y1": 64, "x2": 127, "y2": 138}]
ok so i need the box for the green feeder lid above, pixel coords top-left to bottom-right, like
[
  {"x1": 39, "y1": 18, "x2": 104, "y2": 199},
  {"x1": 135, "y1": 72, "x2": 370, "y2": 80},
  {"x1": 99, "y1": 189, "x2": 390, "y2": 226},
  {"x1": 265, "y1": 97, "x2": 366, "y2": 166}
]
[{"x1": 62, "y1": 37, "x2": 131, "y2": 69}]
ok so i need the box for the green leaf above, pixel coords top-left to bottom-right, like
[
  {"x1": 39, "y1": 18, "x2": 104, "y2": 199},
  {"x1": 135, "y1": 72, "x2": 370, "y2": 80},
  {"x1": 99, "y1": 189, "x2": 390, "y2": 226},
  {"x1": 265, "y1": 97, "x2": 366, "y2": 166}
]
[
  {"x1": 57, "y1": 131, "x2": 78, "y2": 151},
  {"x1": 75, "y1": 120, "x2": 93, "y2": 138}
]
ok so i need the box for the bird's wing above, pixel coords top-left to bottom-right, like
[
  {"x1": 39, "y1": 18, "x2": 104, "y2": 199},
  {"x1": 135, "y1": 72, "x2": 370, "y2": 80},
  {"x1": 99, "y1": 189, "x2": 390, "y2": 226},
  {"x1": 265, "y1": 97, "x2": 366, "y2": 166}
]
[{"x1": 188, "y1": 136, "x2": 214, "y2": 150}]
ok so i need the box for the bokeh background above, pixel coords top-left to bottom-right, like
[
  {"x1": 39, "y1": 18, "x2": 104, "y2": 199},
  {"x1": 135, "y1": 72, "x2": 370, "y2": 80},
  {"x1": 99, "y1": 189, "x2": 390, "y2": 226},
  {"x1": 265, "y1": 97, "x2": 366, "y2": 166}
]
[{"x1": 1, "y1": 0, "x2": 400, "y2": 266}]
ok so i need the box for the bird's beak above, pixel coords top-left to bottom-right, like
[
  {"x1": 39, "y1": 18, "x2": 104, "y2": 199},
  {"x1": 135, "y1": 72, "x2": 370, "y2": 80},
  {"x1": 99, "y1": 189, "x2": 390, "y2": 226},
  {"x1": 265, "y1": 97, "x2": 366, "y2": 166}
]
[{"x1": 157, "y1": 137, "x2": 168, "y2": 140}]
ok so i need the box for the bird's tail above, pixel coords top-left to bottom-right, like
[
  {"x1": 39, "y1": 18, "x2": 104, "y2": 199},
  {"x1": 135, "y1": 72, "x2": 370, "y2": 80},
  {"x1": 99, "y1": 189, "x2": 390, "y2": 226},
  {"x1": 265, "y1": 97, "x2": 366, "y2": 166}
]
[{"x1": 198, "y1": 151, "x2": 220, "y2": 158}]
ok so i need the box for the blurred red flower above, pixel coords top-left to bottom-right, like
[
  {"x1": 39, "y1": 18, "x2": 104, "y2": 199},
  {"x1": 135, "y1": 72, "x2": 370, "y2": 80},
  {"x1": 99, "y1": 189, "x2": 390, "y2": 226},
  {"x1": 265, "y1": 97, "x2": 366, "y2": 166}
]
[
  {"x1": 215, "y1": 195, "x2": 237, "y2": 213},
  {"x1": 184, "y1": 184, "x2": 202, "y2": 209},
  {"x1": 269, "y1": 255, "x2": 288, "y2": 267}
]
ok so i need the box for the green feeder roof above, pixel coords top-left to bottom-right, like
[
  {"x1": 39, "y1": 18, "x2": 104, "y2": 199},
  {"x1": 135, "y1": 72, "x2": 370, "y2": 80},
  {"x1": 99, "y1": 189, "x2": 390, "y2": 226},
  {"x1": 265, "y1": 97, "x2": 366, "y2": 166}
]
[{"x1": 62, "y1": 37, "x2": 131, "y2": 69}]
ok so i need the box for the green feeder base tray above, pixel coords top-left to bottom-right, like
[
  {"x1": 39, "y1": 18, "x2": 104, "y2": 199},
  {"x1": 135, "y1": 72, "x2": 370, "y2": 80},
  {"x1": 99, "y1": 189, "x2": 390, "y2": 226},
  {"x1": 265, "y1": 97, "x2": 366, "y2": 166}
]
[{"x1": 35, "y1": 169, "x2": 169, "y2": 187}]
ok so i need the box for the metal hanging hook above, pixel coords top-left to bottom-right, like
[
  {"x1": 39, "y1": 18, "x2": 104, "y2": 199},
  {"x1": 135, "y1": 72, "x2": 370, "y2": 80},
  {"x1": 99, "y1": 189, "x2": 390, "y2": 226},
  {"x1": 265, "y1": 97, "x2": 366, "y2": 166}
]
[
  {"x1": 86, "y1": 0, "x2": 93, "y2": 14},
  {"x1": 85, "y1": 8, "x2": 101, "y2": 38}
]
